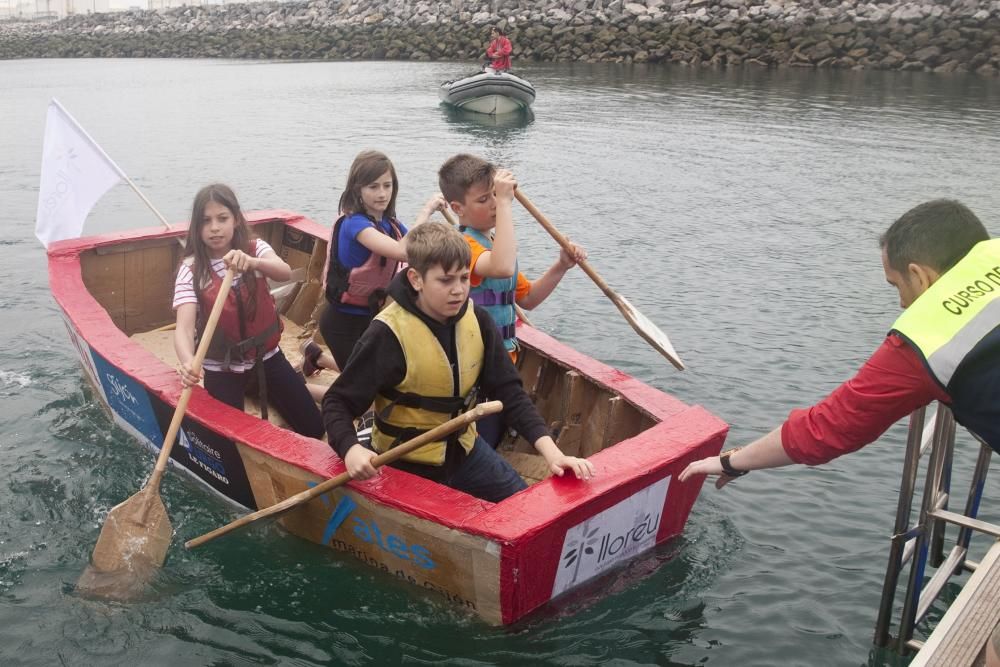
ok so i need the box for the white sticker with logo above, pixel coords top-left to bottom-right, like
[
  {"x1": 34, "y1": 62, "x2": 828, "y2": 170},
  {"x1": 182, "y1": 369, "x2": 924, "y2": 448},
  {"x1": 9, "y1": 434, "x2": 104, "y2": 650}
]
[{"x1": 551, "y1": 476, "x2": 670, "y2": 598}]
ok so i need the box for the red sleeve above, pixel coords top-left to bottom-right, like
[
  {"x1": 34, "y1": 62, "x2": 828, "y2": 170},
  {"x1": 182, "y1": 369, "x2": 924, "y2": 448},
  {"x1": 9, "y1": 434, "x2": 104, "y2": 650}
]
[{"x1": 780, "y1": 334, "x2": 950, "y2": 465}]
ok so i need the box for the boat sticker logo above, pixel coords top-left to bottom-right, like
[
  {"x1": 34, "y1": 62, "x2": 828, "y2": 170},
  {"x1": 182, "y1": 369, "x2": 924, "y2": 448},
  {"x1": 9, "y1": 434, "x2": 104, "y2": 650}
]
[
  {"x1": 179, "y1": 429, "x2": 229, "y2": 485},
  {"x1": 106, "y1": 374, "x2": 137, "y2": 405},
  {"x1": 310, "y1": 488, "x2": 358, "y2": 545},
  {"x1": 349, "y1": 517, "x2": 436, "y2": 569},
  {"x1": 312, "y1": 488, "x2": 436, "y2": 570},
  {"x1": 551, "y1": 476, "x2": 670, "y2": 599},
  {"x1": 88, "y1": 351, "x2": 163, "y2": 449},
  {"x1": 561, "y1": 526, "x2": 602, "y2": 569}
]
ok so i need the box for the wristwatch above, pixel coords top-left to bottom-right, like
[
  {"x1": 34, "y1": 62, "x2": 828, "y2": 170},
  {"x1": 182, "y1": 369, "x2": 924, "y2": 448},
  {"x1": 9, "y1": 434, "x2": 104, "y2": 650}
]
[{"x1": 719, "y1": 448, "x2": 749, "y2": 477}]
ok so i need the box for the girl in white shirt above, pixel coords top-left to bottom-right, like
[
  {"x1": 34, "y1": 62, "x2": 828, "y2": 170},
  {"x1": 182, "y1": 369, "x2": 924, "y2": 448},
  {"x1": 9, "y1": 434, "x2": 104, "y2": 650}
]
[{"x1": 173, "y1": 183, "x2": 323, "y2": 438}]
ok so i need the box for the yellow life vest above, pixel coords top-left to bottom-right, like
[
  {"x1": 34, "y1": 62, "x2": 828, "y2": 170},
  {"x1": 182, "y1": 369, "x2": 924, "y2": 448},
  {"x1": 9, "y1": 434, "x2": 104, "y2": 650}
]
[
  {"x1": 370, "y1": 302, "x2": 484, "y2": 465},
  {"x1": 891, "y1": 238, "x2": 1000, "y2": 387}
]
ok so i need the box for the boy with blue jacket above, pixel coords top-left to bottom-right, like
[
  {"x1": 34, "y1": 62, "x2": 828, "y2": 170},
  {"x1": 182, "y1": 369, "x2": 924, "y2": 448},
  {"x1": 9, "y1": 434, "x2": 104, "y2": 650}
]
[{"x1": 438, "y1": 154, "x2": 588, "y2": 360}]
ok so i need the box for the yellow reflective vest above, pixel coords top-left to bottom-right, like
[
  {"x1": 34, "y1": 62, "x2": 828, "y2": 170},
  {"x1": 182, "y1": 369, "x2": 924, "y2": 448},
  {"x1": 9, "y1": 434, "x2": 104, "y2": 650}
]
[
  {"x1": 891, "y1": 239, "x2": 1000, "y2": 450},
  {"x1": 370, "y1": 302, "x2": 484, "y2": 465}
]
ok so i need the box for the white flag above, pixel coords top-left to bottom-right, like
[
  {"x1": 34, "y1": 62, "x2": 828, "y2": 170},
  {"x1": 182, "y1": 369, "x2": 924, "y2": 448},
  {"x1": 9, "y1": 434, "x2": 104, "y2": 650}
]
[{"x1": 35, "y1": 99, "x2": 123, "y2": 248}]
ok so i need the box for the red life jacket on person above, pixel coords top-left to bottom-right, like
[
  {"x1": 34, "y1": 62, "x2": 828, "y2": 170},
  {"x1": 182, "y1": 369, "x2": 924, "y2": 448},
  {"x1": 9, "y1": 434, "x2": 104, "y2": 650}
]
[
  {"x1": 195, "y1": 240, "x2": 282, "y2": 369},
  {"x1": 487, "y1": 36, "x2": 512, "y2": 71},
  {"x1": 324, "y1": 214, "x2": 405, "y2": 313}
]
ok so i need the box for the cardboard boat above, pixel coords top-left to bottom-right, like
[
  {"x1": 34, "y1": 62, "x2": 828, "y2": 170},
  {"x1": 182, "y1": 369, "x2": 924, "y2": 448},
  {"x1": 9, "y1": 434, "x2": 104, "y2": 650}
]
[{"x1": 48, "y1": 210, "x2": 728, "y2": 624}]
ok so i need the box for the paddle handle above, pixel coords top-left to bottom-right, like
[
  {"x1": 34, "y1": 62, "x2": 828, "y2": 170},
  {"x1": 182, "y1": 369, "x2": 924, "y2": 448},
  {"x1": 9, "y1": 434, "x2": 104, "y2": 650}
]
[
  {"x1": 148, "y1": 267, "x2": 236, "y2": 489},
  {"x1": 439, "y1": 207, "x2": 534, "y2": 327},
  {"x1": 184, "y1": 399, "x2": 504, "y2": 550}
]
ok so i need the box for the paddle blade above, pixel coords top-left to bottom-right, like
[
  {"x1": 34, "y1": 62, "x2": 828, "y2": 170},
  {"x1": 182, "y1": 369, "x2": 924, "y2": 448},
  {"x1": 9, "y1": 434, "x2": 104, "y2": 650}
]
[
  {"x1": 614, "y1": 294, "x2": 685, "y2": 370},
  {"x1": 88, "y1": 485, "x2": 172, "y2": 574},
  {"x1": 76, "y1": 558, "x2": 160, "y2": 602}
]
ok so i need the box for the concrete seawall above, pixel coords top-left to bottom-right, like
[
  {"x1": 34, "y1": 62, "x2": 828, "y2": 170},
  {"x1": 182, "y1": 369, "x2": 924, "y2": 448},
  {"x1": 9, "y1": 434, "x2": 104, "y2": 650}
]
[{"x1": 2, "y1": 0, "x2": 999, "y2": 75}]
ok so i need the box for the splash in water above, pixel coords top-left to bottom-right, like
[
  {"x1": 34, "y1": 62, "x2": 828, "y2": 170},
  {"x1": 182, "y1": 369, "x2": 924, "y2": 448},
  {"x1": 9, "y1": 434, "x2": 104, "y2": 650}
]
[
  {"x1": 75, "y1": 556, "x2": 161, "y2": 603},
  {"x1": 0, "y1": 370, "x2": 32, "y2": 388}
]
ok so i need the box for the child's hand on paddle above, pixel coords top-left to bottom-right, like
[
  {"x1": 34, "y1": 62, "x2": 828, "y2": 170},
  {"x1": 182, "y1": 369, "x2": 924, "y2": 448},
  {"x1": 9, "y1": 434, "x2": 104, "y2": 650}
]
[
  {"x1": 345, "y1": 444, "x2": 379, "y2": 480},
  {"x1": 177, "y1": 360, "x2": 202, "y2": 387},
  {"x1": 493, "y1": 169, "x2": 517, "y2": 202},
  {"x1": 222, "y1": 249, "x2": 257, "y2": 274},
  {"x1": 420, "y1": 193, "x2": 448, "y2": 219},
  {"x1": 557, "y1": 241, "x2": 587, "y2": 269}
]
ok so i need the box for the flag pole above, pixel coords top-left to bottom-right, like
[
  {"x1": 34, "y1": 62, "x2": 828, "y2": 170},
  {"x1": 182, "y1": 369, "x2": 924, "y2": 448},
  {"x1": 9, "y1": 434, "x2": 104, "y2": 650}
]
[{"x1": 50, "y1": 99, "x2": 174, "y2": 234}]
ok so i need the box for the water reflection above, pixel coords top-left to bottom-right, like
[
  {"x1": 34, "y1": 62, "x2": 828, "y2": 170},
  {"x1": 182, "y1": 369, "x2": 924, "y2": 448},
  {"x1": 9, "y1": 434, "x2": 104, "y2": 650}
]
[
  {"x1": 440, "y1": 103, "x2": 535, "y2": 134},
  {"x1": 514, "y1": 535, "x2": 712, "y2": 666},
  {"x1": 439, "y1": 104, "x2": 535, "y2": 165}
]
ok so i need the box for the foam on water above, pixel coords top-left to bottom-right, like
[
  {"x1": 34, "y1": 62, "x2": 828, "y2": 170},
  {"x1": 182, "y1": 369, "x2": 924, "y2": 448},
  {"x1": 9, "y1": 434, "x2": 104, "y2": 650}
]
[{"x1": 0, "y1": 369, "x2": 32, "y2": 389}]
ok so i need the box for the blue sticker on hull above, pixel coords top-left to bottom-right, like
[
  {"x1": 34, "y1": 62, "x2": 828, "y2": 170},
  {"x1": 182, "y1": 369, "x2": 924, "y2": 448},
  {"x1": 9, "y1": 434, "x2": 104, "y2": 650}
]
[
  {"x1": 89, "y1": 351, "x2": 164, "y2": 448},
  {"x1": 85, "y1": 347, "x2": 256, "y2": 510}
]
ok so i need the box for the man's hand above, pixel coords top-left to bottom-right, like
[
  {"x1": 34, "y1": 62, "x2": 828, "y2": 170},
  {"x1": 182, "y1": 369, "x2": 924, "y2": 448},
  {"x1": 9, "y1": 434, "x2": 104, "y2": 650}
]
[{"x1": 679, "y1": 456, "x2": 738, "y2": 489}]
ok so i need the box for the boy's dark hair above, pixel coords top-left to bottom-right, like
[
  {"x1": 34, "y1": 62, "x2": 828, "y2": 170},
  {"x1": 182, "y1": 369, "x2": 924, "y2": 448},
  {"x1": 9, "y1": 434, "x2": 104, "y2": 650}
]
[
  {"x1": 438, "y1": 154, "x2": 495, "y2": 204},
  {"x1": 880, "y1": 199, "x2": 989, "y2": 274},
  {"x1": 339, "y1": 150, "x2": 399, "y2": 219},
  {"x1": 405, "y1": 222, "x2": 471, "y2": 276}
]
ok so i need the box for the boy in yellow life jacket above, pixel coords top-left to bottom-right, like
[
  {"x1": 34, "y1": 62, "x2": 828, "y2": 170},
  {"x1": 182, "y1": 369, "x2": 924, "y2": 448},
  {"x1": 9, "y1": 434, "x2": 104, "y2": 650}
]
[{"x1": 321, "y1": 221, "x2": 594, "y2": 502}]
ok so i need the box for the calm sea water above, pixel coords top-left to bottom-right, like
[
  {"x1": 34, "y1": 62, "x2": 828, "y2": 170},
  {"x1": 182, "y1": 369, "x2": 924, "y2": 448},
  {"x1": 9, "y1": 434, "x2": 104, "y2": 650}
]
[{"x1": 1, "y1": 58, "x2": 999, "y2": 666}]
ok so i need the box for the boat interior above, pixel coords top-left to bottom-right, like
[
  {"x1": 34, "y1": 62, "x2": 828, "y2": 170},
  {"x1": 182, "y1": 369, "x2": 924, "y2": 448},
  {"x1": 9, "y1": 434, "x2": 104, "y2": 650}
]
[{"x1": 77, "y1": 219, "x2": 656, "y2": 486}]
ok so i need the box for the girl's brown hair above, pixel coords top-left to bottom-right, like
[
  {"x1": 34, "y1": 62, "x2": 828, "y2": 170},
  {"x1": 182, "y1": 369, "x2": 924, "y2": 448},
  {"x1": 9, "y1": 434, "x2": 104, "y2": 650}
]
[
  {"x1": 338, "y1": 150, "x2": 399, "y2": 219},
  {"x1": 183, "y1": 183, "x2": 260, "y2": 315}
]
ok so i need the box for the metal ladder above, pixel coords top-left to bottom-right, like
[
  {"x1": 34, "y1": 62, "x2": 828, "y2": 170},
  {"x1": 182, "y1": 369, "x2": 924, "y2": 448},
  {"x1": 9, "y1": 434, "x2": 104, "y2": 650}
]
[{"x1": 873, "y1": 402, "x2": 1000, "y2": 661}]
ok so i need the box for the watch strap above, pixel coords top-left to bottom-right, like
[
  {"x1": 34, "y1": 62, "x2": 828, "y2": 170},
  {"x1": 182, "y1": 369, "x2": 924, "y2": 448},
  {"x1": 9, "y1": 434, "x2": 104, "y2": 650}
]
[{"x1": 719, "y1": 448, "x2": 749, "y2": 477}]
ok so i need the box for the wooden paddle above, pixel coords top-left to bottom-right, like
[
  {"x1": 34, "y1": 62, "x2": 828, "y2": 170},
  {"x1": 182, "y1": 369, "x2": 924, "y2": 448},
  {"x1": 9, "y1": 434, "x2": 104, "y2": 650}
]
[
  {"x1": 84, "y1": 267, "x2": 236, "y2": 578},
  {"x1": 185, "y1": 399, "x2": 503, "y2": 549},
  {"x1": 438, "y1": 207, "x2": 534, "y2": 327},
  {"x1": 514, "y1": 190, "x2": 685, "y2": 370}
]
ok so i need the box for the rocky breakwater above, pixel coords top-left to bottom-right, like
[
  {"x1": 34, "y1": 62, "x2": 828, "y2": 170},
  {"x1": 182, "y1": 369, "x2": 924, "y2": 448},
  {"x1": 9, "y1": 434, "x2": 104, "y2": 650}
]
[{"x1": 1, "y1": 0, "x2": 999, "y2": 75}]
